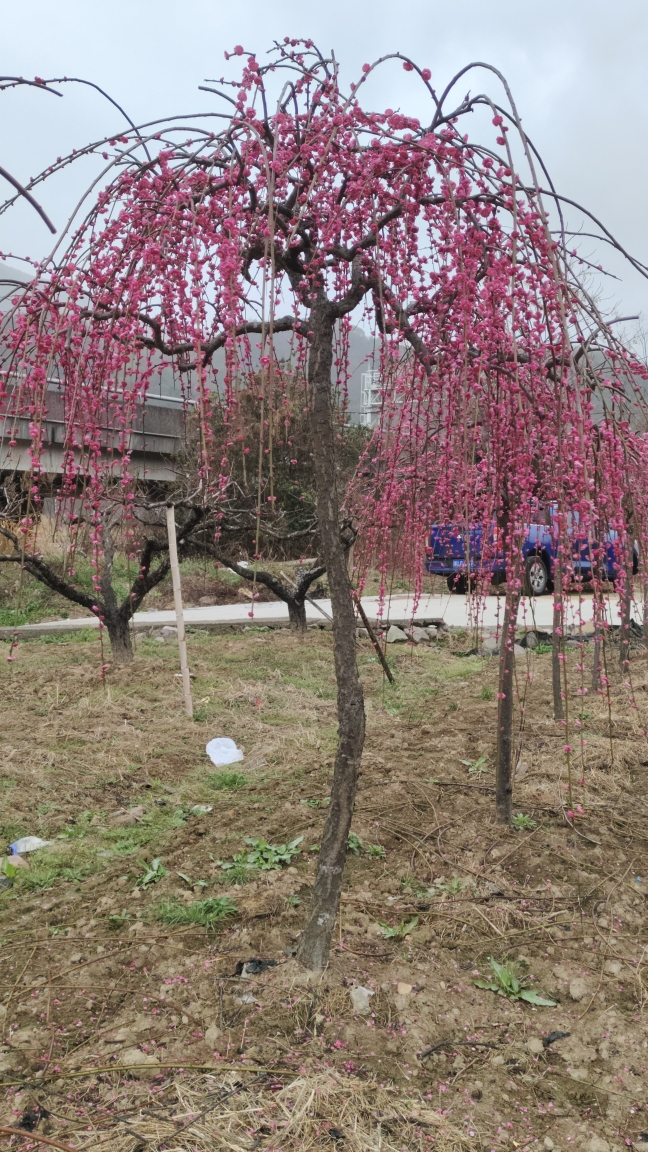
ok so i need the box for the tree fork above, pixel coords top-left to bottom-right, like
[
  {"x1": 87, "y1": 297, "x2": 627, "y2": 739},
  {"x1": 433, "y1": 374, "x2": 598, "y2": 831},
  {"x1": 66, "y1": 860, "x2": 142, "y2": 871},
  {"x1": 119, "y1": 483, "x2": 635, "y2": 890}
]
[{"x1": 296, "y1": 300, "x2": 366, "y2": 972}]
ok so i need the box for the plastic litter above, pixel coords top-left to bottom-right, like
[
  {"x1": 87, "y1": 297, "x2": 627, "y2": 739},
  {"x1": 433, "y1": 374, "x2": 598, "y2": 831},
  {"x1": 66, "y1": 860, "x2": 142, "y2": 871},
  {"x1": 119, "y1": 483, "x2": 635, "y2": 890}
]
[
  {"x1": 10, "y1": 836, "x2": 53, "y2": 855},
  {"x1": 191, "y1": 804, "x2": 213, "y2": 815},
  {"x1": 349, "y1": 985, "x2": 374, "y2": 1014},
  {"x1": 205, "y1": 737, "x2": 244, "y2": 767},
  {"x1": 543, "y1": 1030, "x2": 570, "y2": 1048},
  {"x1": 236, "y1": 958, "x2": 277, "y2": 978}
]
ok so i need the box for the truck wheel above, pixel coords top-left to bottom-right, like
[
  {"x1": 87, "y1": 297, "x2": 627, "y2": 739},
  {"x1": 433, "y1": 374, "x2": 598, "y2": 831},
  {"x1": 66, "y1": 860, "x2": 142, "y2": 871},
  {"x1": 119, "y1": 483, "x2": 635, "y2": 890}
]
[{"x1": 524, "y1": 555, "x2": 549, "y2": 596}]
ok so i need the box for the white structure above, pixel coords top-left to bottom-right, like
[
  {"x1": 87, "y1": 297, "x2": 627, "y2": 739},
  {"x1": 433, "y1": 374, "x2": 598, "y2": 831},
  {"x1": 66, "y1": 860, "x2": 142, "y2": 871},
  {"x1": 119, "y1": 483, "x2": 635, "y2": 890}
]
[{"x1": 359, "y1": 369, "x2": 382, "y2": 427}]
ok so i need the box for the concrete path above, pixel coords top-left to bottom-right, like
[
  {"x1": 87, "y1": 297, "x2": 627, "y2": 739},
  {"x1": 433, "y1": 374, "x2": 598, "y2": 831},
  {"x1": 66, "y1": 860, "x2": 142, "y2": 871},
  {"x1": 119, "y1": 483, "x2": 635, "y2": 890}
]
[{"x1": 0, "y1": 590, "x2": 638, "y2": 641}]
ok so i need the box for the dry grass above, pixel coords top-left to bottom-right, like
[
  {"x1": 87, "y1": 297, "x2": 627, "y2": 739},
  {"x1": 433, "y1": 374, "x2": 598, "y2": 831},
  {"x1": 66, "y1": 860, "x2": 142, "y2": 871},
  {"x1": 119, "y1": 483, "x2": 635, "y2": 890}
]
[{"x1": 1, "y1": 626, "x2": 647, "y2": 1150}]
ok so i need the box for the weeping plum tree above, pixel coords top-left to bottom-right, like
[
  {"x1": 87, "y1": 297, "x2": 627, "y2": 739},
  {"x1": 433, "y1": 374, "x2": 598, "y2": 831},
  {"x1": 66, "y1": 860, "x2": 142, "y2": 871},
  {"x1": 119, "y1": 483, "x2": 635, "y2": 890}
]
[{"x1": 2, "y1": 41, "x2": 648, "y2": 967}]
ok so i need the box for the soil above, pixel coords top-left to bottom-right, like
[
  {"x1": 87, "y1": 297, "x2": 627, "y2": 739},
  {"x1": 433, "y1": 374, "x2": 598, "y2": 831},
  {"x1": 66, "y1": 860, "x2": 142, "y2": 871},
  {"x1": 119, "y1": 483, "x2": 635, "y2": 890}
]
[{"x1": 0, "y1": 627, "x2": 646, "y2": 1151}]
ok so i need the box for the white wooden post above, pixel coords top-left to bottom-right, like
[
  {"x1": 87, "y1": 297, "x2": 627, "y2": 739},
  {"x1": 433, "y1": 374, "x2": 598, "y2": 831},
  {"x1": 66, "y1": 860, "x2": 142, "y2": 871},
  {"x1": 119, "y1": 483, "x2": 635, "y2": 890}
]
[{"x1": 166, "y1": 504, "x2": 193, "y2": 718}]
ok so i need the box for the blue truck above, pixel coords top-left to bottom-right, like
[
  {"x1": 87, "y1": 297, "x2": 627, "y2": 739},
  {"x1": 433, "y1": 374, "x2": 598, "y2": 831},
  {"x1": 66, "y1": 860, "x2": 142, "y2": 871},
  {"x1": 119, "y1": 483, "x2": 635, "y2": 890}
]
[{"x1": 425, "y1": 510, "x2": 636, "y2": 595}]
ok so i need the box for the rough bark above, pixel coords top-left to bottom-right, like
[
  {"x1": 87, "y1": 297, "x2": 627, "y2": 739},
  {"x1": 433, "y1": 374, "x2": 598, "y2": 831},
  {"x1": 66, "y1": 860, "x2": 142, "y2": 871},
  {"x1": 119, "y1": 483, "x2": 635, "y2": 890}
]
[
  {"x1": 287, "y1": 597, "x2": 307, "y2": 632},
  {"x1": 104, "y1": 611, "x2": 134, "y2": 662},
  {"x1": 296, "y1": 298, "x2": 366, "y2": 972},
  {"x1": 496, "y1": 590, "x2": 519, "y2": 824},
  {"x1": 100, "y1": 515, "x2": 134, "y2": 663}
]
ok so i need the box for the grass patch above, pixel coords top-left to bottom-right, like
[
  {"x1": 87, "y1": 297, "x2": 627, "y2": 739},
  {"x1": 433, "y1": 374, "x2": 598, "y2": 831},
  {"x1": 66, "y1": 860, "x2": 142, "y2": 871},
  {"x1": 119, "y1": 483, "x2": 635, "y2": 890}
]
[
  {"x1": 208, "y1": 771, "x2": 248, "y2": 791},
  {"x1": 17, "y1": 853, "x2": 96, "y2": 891},
  {"x1": 153, "y1": 896, "x2": 237, "y2": 930}
]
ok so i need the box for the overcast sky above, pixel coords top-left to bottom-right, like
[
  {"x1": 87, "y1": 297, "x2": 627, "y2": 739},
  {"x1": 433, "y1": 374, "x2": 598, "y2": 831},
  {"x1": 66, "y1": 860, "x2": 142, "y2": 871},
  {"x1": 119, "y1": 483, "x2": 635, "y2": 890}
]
[{"x1": 2, "y1": 0, "x2": 648, "y2": 332}]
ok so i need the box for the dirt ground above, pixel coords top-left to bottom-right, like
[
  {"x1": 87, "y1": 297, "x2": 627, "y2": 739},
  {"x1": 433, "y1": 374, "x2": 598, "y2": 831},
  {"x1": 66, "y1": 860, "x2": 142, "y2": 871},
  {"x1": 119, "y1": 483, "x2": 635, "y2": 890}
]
[{"x1": 0, "y1": 624, "x2": 646, "y2": 1152}]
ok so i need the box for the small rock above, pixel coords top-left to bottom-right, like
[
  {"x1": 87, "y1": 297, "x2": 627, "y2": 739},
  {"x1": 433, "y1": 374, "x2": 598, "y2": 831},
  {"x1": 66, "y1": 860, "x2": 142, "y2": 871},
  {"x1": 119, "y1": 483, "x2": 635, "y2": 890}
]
[
  {"x1": 513, "y1": 643, "x2": 526, "y2": 656},
  {"x1": 587, "y1": 1139, "x2": 610, "y2": 1152},
  {"x1": 482, "y1": 636, "x2": 499, "y2": 652},
  {"x1": 396, "y1": 982, "x2": 412, "y2": 996},
  {"x1": 385, "y1": 625, "x2": 408, "y2": 644},
  {"x1": 356, "y1": 627, "x2": 369, "y2": 639},
  {"x1": 110, "y1": 804, "x2": 145, "y2": 827},
  {"x1": 161, "y1": 625, "x2": 178, "y2": 639},
  {"x1": 118, "y1": 1047, "x2": 160, "y2": 1079},
  {"x1": 525, "y1": 631, "x2": 539, "y2": 650},
  {"x1": 8, "y1": 854, "x2": 29, "y2": 870},
  {"x1": 10, "y1": 1026, "x2": 40, "y2": 1049},
  {"x1": 603, "y1": 960, "x2": 622, "y2": 976},
  {"x1": 544, "y1": 1138, "x2": 554, "y2": 1150},
  {"x1": 426, "y1": 625, "x2": 438, "y2": 639},
  {"x1": 349, "y1": 985, "x2": 374, "y2": 1014},
  {"x1": 108, "y1": 1027, "x2": 136, "y2": 1045},
  {"x1": 568, "y1": 977, "x2": 588, "y2": 1001},
  {"x1": 407, "y1": 627, "x2": 431, "y2": 644},
  {"x1": 527, "y1": 1036, "x2": 544, "y2": 1054},
  {"x1": 514, "y1": 759, "x2": 530, "y2": 780}
]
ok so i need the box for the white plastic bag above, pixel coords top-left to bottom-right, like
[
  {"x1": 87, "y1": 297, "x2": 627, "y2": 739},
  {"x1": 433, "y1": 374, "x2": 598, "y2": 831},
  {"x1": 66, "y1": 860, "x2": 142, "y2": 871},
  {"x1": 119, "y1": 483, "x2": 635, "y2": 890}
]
[
  {"x1": 205, "y1": 738, "x2": 244, "y2": 767},
  {"x1": 10, "y1": 836, "x2": 53, "y2": 855}
]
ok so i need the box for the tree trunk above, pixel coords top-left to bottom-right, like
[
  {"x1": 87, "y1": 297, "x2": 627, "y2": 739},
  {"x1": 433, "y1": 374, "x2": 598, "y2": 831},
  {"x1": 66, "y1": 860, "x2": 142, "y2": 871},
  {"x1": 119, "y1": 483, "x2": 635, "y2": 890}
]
[
  {"x1": 552, "y1": 559, "x2": 564, "y2": 720},
  {"x1": 287, "y1": 597, "x2": 307, "y2": 633},
  {"x1": 100, "y1": 515, "x2": 134, "y2": 663},
  {"x1": 104, "y1": 611, "x2": 134, "y2": 663},
  {"x1": 496, "y1": 589, "x2": 519, "y2": 824},
  {"x1": 296, "y1": 300, "x2": 366, "y2": 972}
]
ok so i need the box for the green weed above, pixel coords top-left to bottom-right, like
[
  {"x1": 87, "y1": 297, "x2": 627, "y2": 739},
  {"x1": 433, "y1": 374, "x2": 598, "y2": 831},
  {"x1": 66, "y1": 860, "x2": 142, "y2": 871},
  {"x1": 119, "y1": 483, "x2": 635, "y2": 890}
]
[
  {"x1": 448, "y1": 701, "x2": 458, "y2": 712},
  {"x1": 136, "y1": 858, "x2": 168, "y2": 888},
  {"x1": 57, "y1": 812, "x2": 94, "y2": 840},
  {"x1": 20, "y1": 862, "x2": 94, "y2": 891},
  {"x1": 474, "y1": 956, "x2": 556, "y2": 1005},
  {"x1": 511, "y1": 813, "x2": 537, "y2": 831},
  {"x1": 153, "y1": 896, "x2": 237, "y2": 930},
  {"x1": 431, "y1": 874, "x2": 470, "y2": 895},
  {"x1": 214, "y1": 860, "x2": 259, "y2": 884},
  {"x1": 378, "y1": 916, "x2": 419, "y2": 940},
  {"x1": 107, "y1": 910, "x2": 131, "y2": 930},
  {"x1": 346, "y1": 833, "x2": 385, "y2": 858},
  {"x1": 208, "y1": 771, "x2": 248, "y2": 791},
  {"x1": 460, "y1": 755, "x2": 489, "y2": 774},
  {"x1": 400, "y1": 875, "x2": 428, "y2": 897},
  {"x1": 480, "y1": 686, "x2": 494, "y2": 701},
  {"x1": 220, "y1": 836, "x2": 303, "y2": 873}
]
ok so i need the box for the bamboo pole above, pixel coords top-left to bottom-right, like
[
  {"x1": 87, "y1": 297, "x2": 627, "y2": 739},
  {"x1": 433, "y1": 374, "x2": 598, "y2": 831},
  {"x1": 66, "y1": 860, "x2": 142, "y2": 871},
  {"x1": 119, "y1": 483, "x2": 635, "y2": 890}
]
[{"x1": 166, "y1": 504, "x2": 193, "y2": 718}]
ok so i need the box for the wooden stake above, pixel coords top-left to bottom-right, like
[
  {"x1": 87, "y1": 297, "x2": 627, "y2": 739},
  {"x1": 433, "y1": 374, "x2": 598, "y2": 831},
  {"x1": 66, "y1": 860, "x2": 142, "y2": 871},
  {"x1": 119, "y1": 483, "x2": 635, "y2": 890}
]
[
  {"x1": 352, "y1": 592, "x2": 395, "y2": 684},
  {"x1": 166, "y1": 503, "x2": 193, "y2": 718}
]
